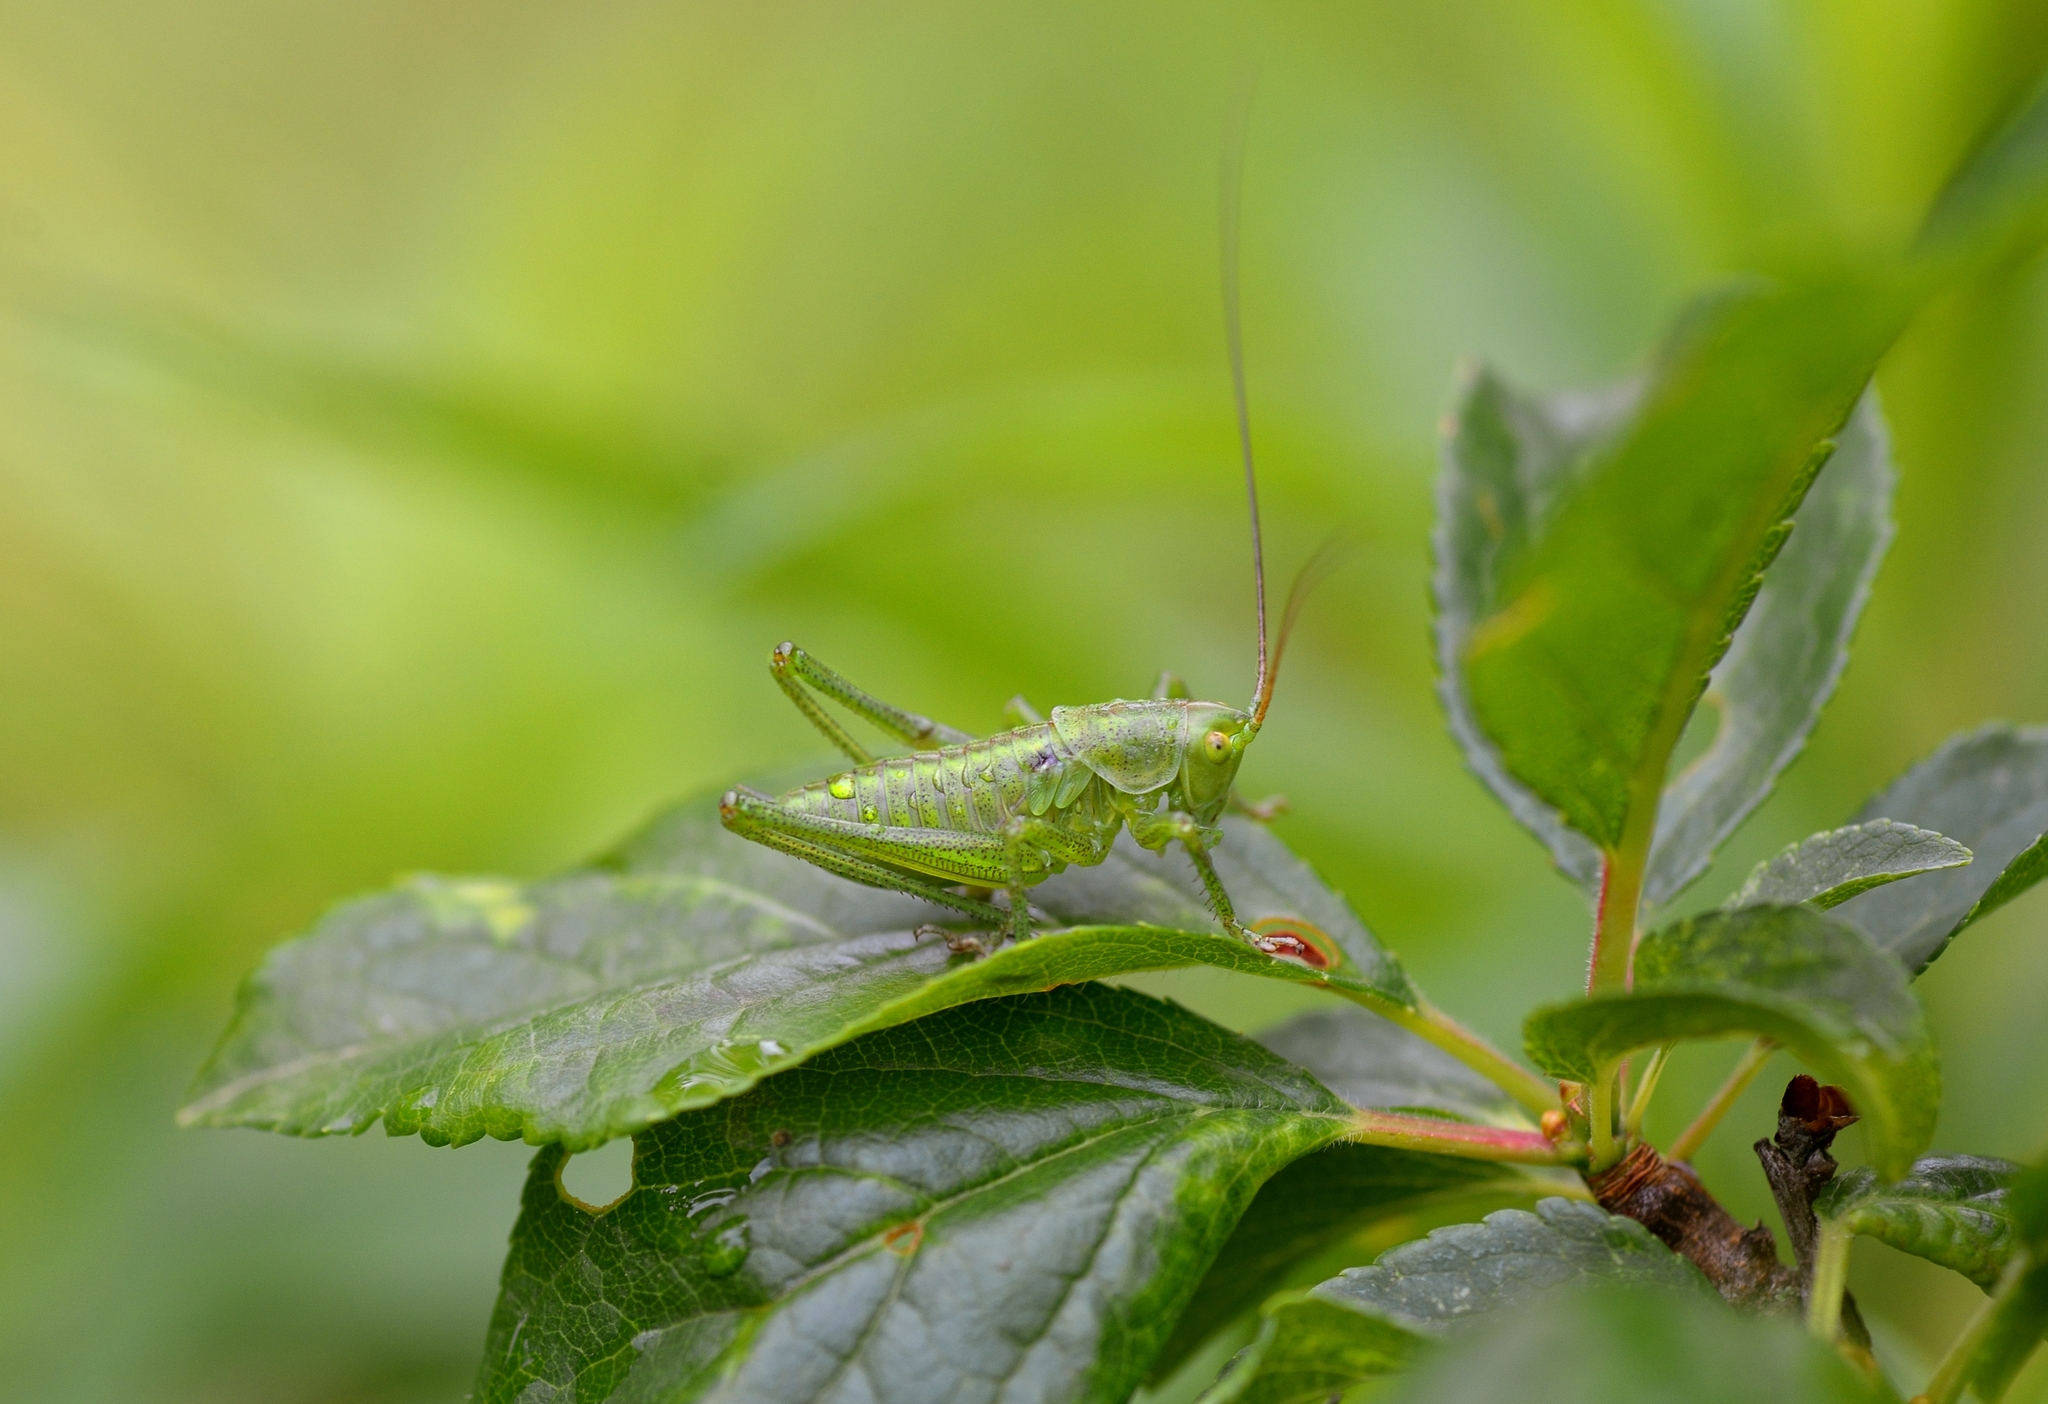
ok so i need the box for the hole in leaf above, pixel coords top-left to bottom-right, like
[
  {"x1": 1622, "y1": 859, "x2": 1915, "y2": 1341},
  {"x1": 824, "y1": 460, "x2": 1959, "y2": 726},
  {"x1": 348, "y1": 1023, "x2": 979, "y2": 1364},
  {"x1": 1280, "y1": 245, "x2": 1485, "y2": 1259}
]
[{"x1": 558, "y1": 1138, "x2": 634, "y2": 1212}]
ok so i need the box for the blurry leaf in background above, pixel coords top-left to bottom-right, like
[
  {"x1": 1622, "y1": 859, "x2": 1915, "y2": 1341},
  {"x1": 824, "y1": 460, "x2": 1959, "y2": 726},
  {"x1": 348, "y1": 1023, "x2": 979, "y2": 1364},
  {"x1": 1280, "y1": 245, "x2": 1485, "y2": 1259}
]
[
  {"x1": 0, "y1": 1, "x2": 2046, "y2": 1401},
  {"x1": 1833, "y1": 723, "x2": 2048, "y2": 973}
]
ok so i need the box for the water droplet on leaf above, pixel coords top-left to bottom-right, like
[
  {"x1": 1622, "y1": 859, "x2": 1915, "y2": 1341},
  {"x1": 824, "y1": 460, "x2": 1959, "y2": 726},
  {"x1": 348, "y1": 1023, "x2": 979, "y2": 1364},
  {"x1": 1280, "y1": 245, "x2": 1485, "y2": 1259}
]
[{"x1": 702, "y1": 1219, "x2": 750, "y2": 1277}]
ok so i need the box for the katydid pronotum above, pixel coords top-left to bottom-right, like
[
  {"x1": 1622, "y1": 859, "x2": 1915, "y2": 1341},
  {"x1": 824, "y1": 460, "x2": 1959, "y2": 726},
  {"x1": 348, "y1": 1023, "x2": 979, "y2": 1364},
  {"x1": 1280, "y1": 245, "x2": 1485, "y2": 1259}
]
[{"x1": 719, "y1": 120, "x2": 1326, "y2": 956}]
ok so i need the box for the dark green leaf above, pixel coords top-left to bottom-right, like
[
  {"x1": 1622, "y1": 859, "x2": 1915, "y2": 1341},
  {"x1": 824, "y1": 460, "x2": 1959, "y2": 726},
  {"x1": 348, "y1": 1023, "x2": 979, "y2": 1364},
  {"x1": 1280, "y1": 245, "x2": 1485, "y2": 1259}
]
[
  {"x1": 1523, "y1": 905, "x2": 1937, "y2": 1177},
  {"x1": 1154, "y1": 1149, "x2": 1542, "y2": 1391},
  {"x1": 1832, "y1": 723, "x2": 2048, "y2": 973},
  {"x1": 1433, "y1": 365, "x2": 1631, "y2": 890},
  {"x1": 1456, "y1": 274, "x2": 1908, "y2": 853},
  {"x1": 181, "y1": 805, "x2": 1414, "y2": 1150},
  {"x1": 473, "y1": 984, "x2": 1352, "y2": 1404},
  {"x1": 1646, "y1": 393, "x2": 1897, "y2": 905},
  {"x1": 1200, "y1": 1200, "x2": 1712, "y2": 1404},
  {"x1": 1724, "y1": 820, "x2": 1971, "y2": 912},
  {"x1": 1815, "y1": 1155, "x2": 2023, "y2": 1288},
  {"x1": 1153, "y1": 1007, "x2": 1551, "y2": 1379},
  {"x1": 1313, "y1": 1198, "x2": 1713, "y2": 1325},
  {"x1": 1381, "y1": 1282, "x2": 1897, "y2": 1404}
]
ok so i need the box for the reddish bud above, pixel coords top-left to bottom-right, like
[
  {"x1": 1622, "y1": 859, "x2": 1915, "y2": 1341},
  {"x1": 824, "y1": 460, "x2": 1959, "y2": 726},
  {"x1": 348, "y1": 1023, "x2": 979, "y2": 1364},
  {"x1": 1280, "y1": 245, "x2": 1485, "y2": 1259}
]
[{"x1": 1781, "y1": 1074, "x2": 1858, "y2": 1134}]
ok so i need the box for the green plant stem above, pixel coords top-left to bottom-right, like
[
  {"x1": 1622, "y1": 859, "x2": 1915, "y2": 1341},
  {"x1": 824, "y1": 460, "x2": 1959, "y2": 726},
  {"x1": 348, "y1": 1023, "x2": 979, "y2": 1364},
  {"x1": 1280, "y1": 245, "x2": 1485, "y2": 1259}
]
[
  {"x1": 1589, "y1": 798, "x2": 1656, "y2": 995},
  {"x1": 1624, "y1": 1046, "x2": 1670, "y2": 1142},
  {"x1": 1588, "y1": 1063, "x2": 1620, "y2": 1171},
  {"x1": 1380, "y1": 996, "x2": 1558, "y2": 1119},
  {"x1": 1344, "y1": 1108, "x2": 1583, "y2": 1165},
  {"x1": 1668, "y1": 1038, "x2": 1775, "y2": 1162},
  {"x1": 1807, "y1": 1220, "x2": 1852, "y2": 1343},
  {"x1": 1920, "y1": 1256, "x2": 2024, "y2": 1404}
]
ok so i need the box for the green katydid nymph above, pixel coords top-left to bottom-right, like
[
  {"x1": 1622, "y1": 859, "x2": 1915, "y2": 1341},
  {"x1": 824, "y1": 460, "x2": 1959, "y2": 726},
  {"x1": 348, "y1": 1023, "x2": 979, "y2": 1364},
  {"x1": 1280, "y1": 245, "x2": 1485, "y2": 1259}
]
[{"x1": 720, "y1": 126, "x2": 1327, "y2": 957}]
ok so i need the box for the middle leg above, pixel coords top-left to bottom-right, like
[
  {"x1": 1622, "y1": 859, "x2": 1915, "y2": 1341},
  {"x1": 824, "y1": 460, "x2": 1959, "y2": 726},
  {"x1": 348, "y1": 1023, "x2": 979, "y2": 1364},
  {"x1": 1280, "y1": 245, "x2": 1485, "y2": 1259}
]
[{"x1": 998, "y1": 814, "x2": 1104, "y2": 943}]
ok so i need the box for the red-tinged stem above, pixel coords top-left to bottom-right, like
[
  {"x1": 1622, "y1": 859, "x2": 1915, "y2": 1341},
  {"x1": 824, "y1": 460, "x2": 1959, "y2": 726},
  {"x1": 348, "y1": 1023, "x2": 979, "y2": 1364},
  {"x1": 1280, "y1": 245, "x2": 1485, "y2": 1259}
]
[
  {"x1": 1589, "y1": 803, "x2": 1656, "y2": 996},
  {"x1": 1345, "y1": 1108, "x2": 1583, "y2": 1165}
]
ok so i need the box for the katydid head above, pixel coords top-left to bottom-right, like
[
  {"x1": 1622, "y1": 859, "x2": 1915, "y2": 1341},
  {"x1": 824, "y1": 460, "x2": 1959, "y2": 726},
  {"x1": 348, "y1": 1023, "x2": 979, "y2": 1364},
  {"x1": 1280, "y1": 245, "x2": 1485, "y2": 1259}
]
[{"x1": 1051, "y1": 698, "x2": 1251, "y2": 825}]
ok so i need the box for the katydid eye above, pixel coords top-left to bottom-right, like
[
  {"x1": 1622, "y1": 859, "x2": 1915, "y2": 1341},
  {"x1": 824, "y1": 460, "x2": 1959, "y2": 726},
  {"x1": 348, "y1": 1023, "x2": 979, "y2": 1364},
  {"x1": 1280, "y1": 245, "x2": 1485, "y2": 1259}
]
[{"x1": 1202, "y1": 729, "x2": 1232, "y2": 763}]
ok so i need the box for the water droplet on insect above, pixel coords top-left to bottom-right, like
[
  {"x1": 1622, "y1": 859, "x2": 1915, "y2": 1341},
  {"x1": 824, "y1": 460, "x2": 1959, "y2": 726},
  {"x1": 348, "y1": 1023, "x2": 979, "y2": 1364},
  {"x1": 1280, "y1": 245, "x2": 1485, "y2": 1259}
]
[
  {"x1": 861, "y1": 804, "x2": 879, "y2": 822},
  {"x1": 829, "y1": 774, "x2": 855, "y2": 799}
]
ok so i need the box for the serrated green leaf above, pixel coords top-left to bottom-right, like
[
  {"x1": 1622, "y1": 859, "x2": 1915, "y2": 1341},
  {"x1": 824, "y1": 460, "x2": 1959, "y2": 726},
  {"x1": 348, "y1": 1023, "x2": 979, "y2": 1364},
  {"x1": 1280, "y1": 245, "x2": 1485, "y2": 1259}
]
[
  {"x1": 1725, "y1": 820, "x2": 1971, "y2": 912},
  {"x1": 1152, "y1": 1008, "x2": 1549, "y2": 1380},
  {"x1": 1433, "y1": 365, "x2": 1631, "y2": 890},
  {"x1": 181, "y1": 803, "x2": 1416, "y2": 1150},
  {"x1": 1523, "y1": 905, "x2": 1937, "y2": 1178},
  {"x1": 1832, "y1": 723, "x2": 2048, "y2": 973},
  {"x1": 1455, "y1": 275, "x2": 1908, "y2": 855},
  {"x1": 1381, "y1": 1282, "x2": 1898, "y2": 1404},
  {"x1": 1199, "y1": 1200, "x2": 1712, "y2": 1404},
  {"x1": 473, "y1": 984, "x2": 1352, "y2": 1404},
  {"x1": 1437, "y1": 379, "x2": 1898, "y2": 909},
  {"x1": 1814, "y1": 1155, "x2": 2022, "y2": 1288},
  {"x1": 1646, "y1": 393, "x2": 1896, "y2": 906}
]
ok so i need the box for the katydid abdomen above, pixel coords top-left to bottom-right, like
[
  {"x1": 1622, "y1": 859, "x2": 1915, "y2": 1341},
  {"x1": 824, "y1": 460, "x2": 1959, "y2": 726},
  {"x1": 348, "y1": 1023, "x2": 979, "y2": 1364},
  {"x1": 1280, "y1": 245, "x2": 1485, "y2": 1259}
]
[{"x1": 772, "y1": 721, "x2": 1119, "y2": 885}]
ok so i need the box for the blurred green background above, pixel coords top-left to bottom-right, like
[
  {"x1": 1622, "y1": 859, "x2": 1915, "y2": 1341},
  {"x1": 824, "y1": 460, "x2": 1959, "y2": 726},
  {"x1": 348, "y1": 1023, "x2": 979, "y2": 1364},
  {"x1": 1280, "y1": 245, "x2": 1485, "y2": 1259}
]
[{"x1": 3, "y1": 2, "x2": 2047, "y2": 1400}]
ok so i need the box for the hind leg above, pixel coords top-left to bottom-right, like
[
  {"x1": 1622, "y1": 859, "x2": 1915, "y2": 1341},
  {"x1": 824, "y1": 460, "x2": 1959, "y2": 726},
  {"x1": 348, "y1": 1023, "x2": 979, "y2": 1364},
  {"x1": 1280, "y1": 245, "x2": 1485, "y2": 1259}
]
[{"x1": 719, "y1": 789, "x2": 1007, "y2": 926}]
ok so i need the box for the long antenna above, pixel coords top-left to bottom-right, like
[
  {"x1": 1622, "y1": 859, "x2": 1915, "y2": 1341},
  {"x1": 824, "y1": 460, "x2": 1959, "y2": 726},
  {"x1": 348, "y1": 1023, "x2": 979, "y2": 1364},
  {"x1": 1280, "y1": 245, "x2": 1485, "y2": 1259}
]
[
  {"x1": 1221, "y1": 71, "x2": 1273, "y2": 732},
  {"x1": 1269, "y1": 531, "x2": 1354, "y2": 702}
]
